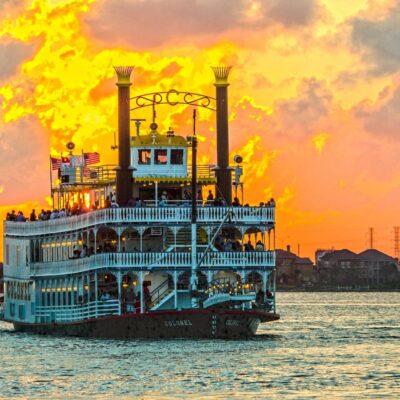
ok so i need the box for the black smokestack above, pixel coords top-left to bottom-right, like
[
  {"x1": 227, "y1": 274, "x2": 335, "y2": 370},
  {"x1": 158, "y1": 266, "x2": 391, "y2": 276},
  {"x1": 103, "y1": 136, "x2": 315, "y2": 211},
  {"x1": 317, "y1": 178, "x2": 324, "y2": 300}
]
[
  {"x1": 114, "y1": 66, "x2": 134, "y2": 206},
  {"x1": 212, "y1": 66, "x2": 232, "y2": 205}
]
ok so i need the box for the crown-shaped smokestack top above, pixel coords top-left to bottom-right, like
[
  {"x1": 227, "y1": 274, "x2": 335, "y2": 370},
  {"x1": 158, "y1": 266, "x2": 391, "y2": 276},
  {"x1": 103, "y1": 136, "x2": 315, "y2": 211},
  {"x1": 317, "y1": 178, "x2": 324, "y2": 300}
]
[
  {"x1": 212, "y1": 66, "x2": 231, "y2": 86},
  {"x1": 114, "y1": 66, "x2": 134, "y2": 85}
]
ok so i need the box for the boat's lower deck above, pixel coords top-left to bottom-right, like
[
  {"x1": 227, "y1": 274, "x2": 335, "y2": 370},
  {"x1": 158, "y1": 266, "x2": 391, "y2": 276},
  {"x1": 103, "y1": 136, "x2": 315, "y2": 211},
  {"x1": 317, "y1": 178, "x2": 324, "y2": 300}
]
[{"x1": 12, "y1": 309, "x2": 279, "y2": 339}]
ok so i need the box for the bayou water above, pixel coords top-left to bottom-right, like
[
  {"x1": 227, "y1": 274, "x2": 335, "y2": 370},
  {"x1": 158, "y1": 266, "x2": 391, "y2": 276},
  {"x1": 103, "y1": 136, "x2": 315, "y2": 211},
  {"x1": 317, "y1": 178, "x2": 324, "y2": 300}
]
[{"x1": 0, "y1": 292, "x2": 399, "y2": 399}]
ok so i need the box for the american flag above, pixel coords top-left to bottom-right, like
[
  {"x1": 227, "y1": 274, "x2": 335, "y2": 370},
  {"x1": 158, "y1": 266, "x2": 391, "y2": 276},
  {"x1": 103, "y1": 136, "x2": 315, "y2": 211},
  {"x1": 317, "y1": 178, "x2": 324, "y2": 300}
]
[
  {"x1": 61, "y1": 156, "x2": 70, "y2": 165},
  {"x1": 83, "y1": 167, "x2": 98, "y2": 179},
  {"x1": 84, "y1": 152, "x2": 100, "y2": 165},
  {"x1": 51, "y1": 157, "x2": 61, "y2": 170}
]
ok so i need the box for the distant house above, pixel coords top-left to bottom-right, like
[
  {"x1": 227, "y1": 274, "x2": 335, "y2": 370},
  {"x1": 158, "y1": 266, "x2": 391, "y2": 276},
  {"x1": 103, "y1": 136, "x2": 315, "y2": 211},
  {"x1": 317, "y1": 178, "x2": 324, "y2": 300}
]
[
  {"x1": 316, "y1": 248, "x2": 400, "y2": 289},
  {"x1": 359, "y1": 249, "x2": 399, "y2": 288},
  {"x1": 276, "y1": 247, "x2": 314, "y2": 287}
]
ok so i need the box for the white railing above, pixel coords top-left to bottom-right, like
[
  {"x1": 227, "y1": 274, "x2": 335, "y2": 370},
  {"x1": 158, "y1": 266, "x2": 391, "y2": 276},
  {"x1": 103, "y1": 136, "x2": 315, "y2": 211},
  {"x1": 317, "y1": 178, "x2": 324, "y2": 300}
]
[
  {"x1": 30, "y1": 251, "x2": 276, "y2": 277},
  {"x1": 4, "y1": 206, "x2": 275, "y2": 237},
  {"x1": 35, "y1": 299, "x2": 120, "y2": 323}
]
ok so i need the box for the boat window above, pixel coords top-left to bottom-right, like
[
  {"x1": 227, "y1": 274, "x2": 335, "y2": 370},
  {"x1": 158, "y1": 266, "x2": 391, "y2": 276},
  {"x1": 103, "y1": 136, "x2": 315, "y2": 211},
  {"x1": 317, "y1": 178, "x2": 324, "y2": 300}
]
[
  {"x1": 10, "y1": 302, "x2": 15, "y2": 317},
  {"x1": 171, "y1": 149, "x2": 183, "y2": 165},
  {"x1": 138, "y1": 149, "x2": 151, "y2": 165},
  {"x1": 155, "y1": 149, "x2": 168, "y2": 165},
  {"x1": 18, "y1": 304, "x2": 26, "y2": 320},
  {"x1": 5, "y1": 244, "x2": 9, "y2": 265}
]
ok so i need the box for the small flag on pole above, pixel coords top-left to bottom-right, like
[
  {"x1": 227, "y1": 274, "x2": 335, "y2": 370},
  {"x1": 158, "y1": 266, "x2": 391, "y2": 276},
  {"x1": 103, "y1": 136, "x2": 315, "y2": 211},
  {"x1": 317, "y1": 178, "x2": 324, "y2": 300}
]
[
  {"x1": 61, "y1": 156, "x2": 70, "y2": 165},
  {"x1": 84, "y1": 152, "x2": 100, "y2": 165},
  {"x1": 51, "y1": 157, "x2": 61, "y2": 170}
]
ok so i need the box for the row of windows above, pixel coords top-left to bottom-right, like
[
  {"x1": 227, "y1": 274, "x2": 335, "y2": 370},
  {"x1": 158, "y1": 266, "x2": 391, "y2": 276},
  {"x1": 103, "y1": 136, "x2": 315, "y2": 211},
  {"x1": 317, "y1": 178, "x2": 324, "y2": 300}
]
[
  {"x1": 138, "y1": 149, "x2": 184, "y2": 165},
  {"x1": 5, "y1": 244, "x2": 29, "y2": 267},
  {"x1": 9, "y1": 303, "x2": 26, "y2": 320},
  {"x1": 6, "y1": 281, "x2": 31, "y2": 301}
]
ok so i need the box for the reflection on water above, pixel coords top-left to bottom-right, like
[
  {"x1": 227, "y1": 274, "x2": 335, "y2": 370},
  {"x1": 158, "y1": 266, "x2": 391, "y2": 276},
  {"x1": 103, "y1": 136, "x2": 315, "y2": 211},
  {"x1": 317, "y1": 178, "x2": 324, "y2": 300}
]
[{"x1": 1, "y1": 292, "x2": 399, "y2": 399}]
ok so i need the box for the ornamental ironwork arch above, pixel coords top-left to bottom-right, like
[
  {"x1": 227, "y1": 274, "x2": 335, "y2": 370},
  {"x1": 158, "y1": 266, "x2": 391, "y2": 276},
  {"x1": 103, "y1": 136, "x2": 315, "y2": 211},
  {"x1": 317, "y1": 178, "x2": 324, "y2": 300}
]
[{"x1": 130, "y1": 90, "x2": 216, "y2": 112}]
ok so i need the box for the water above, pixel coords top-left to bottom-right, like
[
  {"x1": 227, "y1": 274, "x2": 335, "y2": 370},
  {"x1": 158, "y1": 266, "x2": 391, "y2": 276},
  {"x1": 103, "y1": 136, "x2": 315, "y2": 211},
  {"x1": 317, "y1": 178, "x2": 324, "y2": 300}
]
[{"x1": 0, "y1": 292, "x2": 399, "y2": 399}]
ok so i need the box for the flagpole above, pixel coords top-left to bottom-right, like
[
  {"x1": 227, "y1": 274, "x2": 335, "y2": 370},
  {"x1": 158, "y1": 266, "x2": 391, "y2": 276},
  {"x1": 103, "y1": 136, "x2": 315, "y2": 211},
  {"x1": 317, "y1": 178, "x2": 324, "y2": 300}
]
[
  {"x1": 49, "y1": 155, "x2": 54, "y2": 209},
  {"x1": 81, "y1": 149, "x2": 84, "y2": 184}
]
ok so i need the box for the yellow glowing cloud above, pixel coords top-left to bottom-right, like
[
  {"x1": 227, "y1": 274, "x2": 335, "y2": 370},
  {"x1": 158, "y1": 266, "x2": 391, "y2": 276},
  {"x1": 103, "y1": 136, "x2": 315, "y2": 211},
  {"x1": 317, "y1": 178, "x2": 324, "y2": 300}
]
[{"x1": 312, "y1": 132, "x2": 330, "y2": 154}]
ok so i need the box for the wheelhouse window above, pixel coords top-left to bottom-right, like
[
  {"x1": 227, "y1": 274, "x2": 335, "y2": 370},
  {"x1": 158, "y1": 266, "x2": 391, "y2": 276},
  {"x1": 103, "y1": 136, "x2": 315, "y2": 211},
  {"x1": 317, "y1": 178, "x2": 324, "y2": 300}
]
[
  {"x1": 155, "y1": 149, "x2": 168, "y2": 165},
  {"x1": 171, "y1": 149, "x2": 183, "y2": 165},
  {"x1": 138, "y1": 149, "x2": 151, "y2": 165}
]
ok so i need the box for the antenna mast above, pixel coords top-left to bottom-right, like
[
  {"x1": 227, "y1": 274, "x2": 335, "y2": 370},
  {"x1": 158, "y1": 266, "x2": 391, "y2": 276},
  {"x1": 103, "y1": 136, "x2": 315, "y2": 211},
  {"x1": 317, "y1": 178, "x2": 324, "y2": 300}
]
[{"x1": 190, "y1": 109, "x2": 198, "y2": 294}]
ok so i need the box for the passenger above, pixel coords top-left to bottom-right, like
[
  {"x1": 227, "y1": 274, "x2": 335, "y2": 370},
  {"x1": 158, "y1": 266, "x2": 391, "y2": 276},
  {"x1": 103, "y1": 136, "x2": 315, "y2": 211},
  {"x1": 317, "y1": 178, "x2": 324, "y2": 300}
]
[
  {"x1": 80, "y1": 245, "x2": 87, "y2": 258},
  {"x1": 234, "y1": 240, "x2": 243, "y2": 251},
  {"x1": 50, "y1": 209, "x2": 59, "y2": 219},
  {"x1": 197, "y1": 189, "x2": 203, "y2": 202},
  {"x1": 259, "y1": 202, "x2": 265, "y2": 207},
  {"x1": 135, "y1": 292, "x2": 141, "y2": 313},
  {"x1": 183, "y1": 190, "x2": 191, "y2": 200},
  {"x1": 255, "y1": 240, "x2": 264, "y2": 251},
  {"x1": 135, "y1": 197, "x2": 142, "y2": 207},
  {"x1": 207, "y1": 190, "x2": 214, "y2": 201},
  {"x1": 30, "y1": 209, "x2": 37, "y2": 221},
  {"x1": 105, "y1": 195, "x2": 111, "y2": 208},
  {"x1": 111, "y1": 200, "x2": 119, "y2": 208},
  {"x1": 269, "y1": 198, "x2": 275, "y2": 207},
  {"x1": 244, "y1": 240, "x2": 254, "y2": 251},
  {"x1": 58, "y1": 208, "x2": 66, "y2": 218},
  {"x1": 127, "y1": 197, "x2": 136, "y2": 207},
  {"x1": 232, "y1": 197, "x2": 241, "y2": 207},
  {"x1": 159, "y1": 198, "x2": 167, "y2": 207},
  {"x1": 73, "y1": 245, "x2": 81, "y2": 258},
  {"x1": 9, "y1": 210, "x2": 16, "y2": 221},
  {"x1": 16, "y1": 211, "x2": 26, "y2": 222},
  {"x1": 214, "y1": 197, "x2": 223, "y2": 207},
  {"x1": 256, "y1": 288, "x2": 265, "y2": 304}
]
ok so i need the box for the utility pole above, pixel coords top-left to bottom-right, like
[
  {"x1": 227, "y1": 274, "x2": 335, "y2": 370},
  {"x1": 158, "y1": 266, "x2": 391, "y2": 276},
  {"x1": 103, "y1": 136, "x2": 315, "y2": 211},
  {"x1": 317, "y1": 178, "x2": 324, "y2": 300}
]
[
  {"x1": 394, "y1": 226, "x2": 400, "y2": 259},
  {"x1": 368, "y1": 227, "x2": 374, "y2": 249}
]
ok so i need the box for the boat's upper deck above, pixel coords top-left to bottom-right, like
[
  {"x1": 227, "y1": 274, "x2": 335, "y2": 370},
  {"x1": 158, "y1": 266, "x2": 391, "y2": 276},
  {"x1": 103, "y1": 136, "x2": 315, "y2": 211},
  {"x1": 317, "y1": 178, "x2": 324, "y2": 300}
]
[{"x1": 4, "y1": 205, "x2": 275, "y2": 238}]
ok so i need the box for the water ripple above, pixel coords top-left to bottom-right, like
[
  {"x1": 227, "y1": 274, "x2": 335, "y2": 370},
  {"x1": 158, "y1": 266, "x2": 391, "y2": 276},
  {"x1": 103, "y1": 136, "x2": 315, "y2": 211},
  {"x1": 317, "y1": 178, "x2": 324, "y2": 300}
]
[{"x1": 0, "y1": 292, "x2": 399, "y2": 399}]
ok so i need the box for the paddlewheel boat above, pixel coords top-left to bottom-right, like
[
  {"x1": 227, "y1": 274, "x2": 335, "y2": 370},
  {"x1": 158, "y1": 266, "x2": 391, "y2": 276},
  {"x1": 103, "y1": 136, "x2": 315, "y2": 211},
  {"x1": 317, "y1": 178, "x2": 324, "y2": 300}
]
[{"x1": 2, "y1": 66, "x2": 279, "y2": 339}]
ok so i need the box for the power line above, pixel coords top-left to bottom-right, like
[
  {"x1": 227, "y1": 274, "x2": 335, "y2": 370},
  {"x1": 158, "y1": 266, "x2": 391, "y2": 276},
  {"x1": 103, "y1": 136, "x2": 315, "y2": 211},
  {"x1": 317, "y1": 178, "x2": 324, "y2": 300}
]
[
  {"x1": 394, "y1": 226, "x2": 400, "y2": 258},
  {"x1": 368, "y1": 227, "x2": 374, "y2": 249}
]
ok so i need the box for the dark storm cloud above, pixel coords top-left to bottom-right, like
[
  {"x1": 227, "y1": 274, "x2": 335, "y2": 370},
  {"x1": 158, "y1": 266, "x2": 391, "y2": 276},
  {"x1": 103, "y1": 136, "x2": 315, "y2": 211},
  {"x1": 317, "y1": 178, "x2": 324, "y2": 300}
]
[
  {"x1": 351, "y1": 3, "x2": 400, "y2": 76},
  {"x1": 85, "y1": 0, "x2": 318, "y2": 49},
  {"x1": 354, "y1": 83, "x2": 400, "y2": 137},
  {"x1": 0, "y1": 41, "x2": 33, "y2": 81}
]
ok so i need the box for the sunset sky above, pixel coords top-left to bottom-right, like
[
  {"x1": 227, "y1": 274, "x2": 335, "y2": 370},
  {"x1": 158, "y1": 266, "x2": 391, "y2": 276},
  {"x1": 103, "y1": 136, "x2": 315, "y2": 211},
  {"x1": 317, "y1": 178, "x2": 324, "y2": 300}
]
[{"x1": 1, "y1": 0, "x2": 400, "y2": 260}]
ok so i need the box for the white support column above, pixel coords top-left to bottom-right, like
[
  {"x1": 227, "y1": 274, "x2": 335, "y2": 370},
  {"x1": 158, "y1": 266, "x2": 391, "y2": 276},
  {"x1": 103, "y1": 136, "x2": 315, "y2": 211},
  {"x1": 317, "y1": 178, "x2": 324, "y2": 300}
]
[
  {"x1": 174, "y1": 271, "x2": 178, "y2": 309},
  {"x1": 273, "y1": 269, "x2": 277, "y2": 313},
  {"x1": 117, "y1": 228, "x2": 122, "y2": 253},
  {"x1": 139, "y1": 228, "x2": 143, "y2": 252},
  {"x1": 140, "y1": 271, "x2": 144, "y2": 314},
  {"x1": 94, "y1": 271, "x2": 98, "y2": 318},
  {"x1": 241, "y1": 270, "x2": 246, "y2": 309},
  {"x1": 117, "y1": 270, "x2": 122, "y2": 315},
  {"x1": 43, "y1": 280, "x2": 47, "y2": 307},
  {"x1": 71, "y1": 276, "x2": 75, "y2": 306},
  {"x1": 94, "y1": 228, "x2": 97, "y2": 254},
  {"x1": 190, "y1": 223, "x2": 197, "y2": 291},
  {"x1": 262, "y1": 270, "x2": 267, "y2": 303}
]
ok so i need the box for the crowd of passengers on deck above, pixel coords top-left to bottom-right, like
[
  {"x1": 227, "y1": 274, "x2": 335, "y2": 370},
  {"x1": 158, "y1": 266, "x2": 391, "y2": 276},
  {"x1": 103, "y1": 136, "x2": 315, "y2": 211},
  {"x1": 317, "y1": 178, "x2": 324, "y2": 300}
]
[{"x1": 5, "y1": 190, "x2": 275, "y2": 223}]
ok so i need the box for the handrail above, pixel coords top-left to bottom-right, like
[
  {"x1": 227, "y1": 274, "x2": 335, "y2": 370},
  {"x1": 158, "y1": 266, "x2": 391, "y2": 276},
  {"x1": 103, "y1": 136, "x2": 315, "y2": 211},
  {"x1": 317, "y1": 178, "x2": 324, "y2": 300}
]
[
  {"x1": 30, "y1": 251, "x2": 276, "y2": 277},
  {"x1": 35, "y1": 299, "x2": 120, "y2": 322},
  {"x1": 4, "y1": 206, "x2": 275, "y2": 237},
  {"x1": 149, "y1": 279, "x2": 171, "y2": 309}
]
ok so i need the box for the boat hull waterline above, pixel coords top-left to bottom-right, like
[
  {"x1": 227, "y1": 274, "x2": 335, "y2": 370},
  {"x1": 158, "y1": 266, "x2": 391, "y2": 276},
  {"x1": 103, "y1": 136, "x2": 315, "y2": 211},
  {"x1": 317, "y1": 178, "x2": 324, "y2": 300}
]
[{"x1": 11, "y1": 309, "x2": 280, "y2": 339}]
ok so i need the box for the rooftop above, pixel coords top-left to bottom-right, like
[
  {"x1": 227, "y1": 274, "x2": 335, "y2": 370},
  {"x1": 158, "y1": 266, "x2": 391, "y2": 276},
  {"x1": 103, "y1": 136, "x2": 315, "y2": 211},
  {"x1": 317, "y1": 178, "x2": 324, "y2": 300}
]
[{"x1": 131, "y1": 133, "x2": 188, "y2": 147}]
